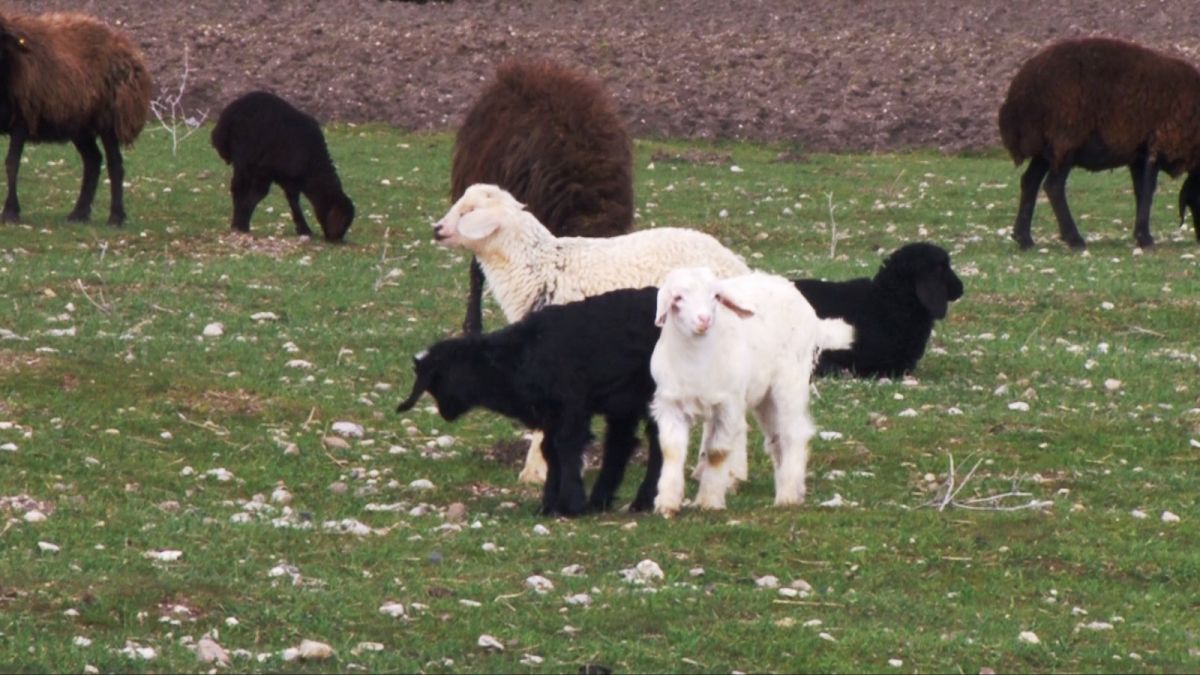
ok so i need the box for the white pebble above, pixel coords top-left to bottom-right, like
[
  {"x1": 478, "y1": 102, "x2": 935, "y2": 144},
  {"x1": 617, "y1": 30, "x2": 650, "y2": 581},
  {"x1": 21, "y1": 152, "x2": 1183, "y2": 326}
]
[
  {"x1": 560, "y1": 564, "x2": 586, "y2": 577},
  {"x1": 1104, "y1": 379, "x2": 1122, "y2": 392},
  {"x1": 195, "y1": 636, "x2": 230, "y2": 666},
  {"x1": 73, "y1": 636, "x2": 92, "y2": 648},
  {"x1": 250, "y1": 312, "x2": 278, "y2": 322},
  {"x1": 297, "y1": 639, "x2": 334, "y2": 660},
  {"x1": 532, "y1": 524, "x2": 551, "y2": 536},
  {"x1": 819, "y1": 493, "x2": 846, "y2": 508},
  {"x1": 435, "y1": 435, "x2": 456, "y2": 448},
  {"x1": 379, "y1": 602, "x2": 406, "y2": 618},
  {"x1": 144, "y1": 549, "x2": 184, "y2": 562},
  {"x1": 525, "y1": 575, "x2": 555, "y2": 594},
  {"x1": 37, "y1": 541, "x2": 60, "y2": 553},
  {"x1": 408, "y1": 478, "x2": 435, "y2": 491},
  {"x1": 888, "y1": 658, "x2": 903, "y2": 667},
  {"x1": 1080, "y1": 621, "x2": 1114, "y2": 631},
  {"x1": 1018, "y1": 630, "x2": 1040, "y2": 644},
  {"x1": 352, "y1": 642, "x2": 385, "y2": 655},
  {"x1": 477, "y1": 634, "x2": 505, "y2": 651},
  {"x1": 24, "y1": 510, "x2": 47, "y2": 523},
  {"x1": 0, "y1": 442, "x2": 17, "y2": 452},
  {"x1": 331, "y1": 421, "x2": 364, "y2": 438},
  {"x1": 202, "y1": 322, "x2": 224, "y2": 338},
  {"x1": 818, "y1": 431, "x2": 843, "y2": 441},
  {"x1": 1008, "y1": 401, "x2": 1030, "y2": 411},
  {"x1": 285, "y1": 359, "x2": 313, "y2": 369},
  {"x1": 1162, "y1": 511, "x2": 1181, "y2": 523},
  {"x1": 754, "y1": 575, "x2": 780, "y2": 589},
  {"x1": 1130, "y1": 509, "x2": 1148, "y2": 520}
]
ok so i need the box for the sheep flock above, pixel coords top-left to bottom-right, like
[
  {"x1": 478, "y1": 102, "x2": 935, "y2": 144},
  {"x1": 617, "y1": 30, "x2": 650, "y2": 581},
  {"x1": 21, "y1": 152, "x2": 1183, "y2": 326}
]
[{"x1": 2, "y1": 6, "x2": 1195, "y2": 522}]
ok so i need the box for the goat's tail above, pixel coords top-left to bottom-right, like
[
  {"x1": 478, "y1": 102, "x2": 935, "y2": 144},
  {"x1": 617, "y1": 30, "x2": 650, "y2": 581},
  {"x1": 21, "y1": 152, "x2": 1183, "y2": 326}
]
[{"x1": 814, "y1": 317, "x2": 855, "y2": 353}]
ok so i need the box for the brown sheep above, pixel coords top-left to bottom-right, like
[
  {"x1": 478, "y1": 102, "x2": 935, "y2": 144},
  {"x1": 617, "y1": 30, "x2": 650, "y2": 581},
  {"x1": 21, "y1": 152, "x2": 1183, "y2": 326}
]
[
  {"x1": 451, "y1": 59, "x2": 634, "y2": 334},
  {"x1": 999, "y1": 37, "x2": 1200, "y2": 250},
  {"x1": 0, "y1": 11, "x2": 151, "y2": 226}
]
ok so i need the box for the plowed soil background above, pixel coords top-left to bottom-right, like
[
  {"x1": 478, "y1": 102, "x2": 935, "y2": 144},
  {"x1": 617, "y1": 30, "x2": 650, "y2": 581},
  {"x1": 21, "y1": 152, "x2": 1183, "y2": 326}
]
[{"x1": 11, "y1": 0, "x2": 1200, "y2": 152}]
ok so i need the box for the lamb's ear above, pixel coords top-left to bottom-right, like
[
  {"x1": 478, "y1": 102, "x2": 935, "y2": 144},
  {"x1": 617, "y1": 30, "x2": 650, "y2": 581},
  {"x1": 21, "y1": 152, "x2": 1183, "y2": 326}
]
[
  {"x1": 915, "y1": 275, "x2": 950, "y2": 319},
  {"x1": 457, "y1": 208, "x2": 501, "y2": 241},
  {"x1": 654, "y1": 286, "x2": 674, "y2": 327},
  {"x1": 715, "y1": 284, "x2": 755, "y2": 319}
]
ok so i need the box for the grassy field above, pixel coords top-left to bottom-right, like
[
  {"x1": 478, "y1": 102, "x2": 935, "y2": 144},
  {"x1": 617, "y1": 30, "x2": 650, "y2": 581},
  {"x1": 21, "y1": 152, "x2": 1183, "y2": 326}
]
[{"x1": 1, "y1": 125, "x2": 1197, "y2": 673}]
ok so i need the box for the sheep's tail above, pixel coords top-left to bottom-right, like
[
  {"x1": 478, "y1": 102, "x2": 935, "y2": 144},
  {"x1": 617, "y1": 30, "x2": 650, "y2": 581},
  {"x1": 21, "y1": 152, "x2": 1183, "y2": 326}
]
[
  {"x1": 110, "y1": 52, "x2": 153, "y2": 146},
  {"x1": 814, "y1": 317, "x2": 854, "y2": 353}
]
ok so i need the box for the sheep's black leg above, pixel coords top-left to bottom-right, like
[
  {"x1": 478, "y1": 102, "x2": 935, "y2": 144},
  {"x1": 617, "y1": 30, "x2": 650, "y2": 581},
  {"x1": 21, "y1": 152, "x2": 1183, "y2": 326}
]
[
  {"x1": 66, "y1": 136, "x2": 103, "y2": 223},
  {"x1": 1043, "y1": 161, "x2": 1086, "y2": 250},
  {"x1": 1129, "y1": 156, "x2": 1158, "y2": 248},
  {"x1": 2, "y1": 130, "x2": 26, "y2": 223},
  {"x1": 1012, "y1": 156, "x2": 1049, "y2": 250},
  {"x1": 630, "y1": 417, "x2": 663, "y2": 512},
  {"x1": 230, "y1": 169, "x2": 270, "y2": 233},
  {"x1": 544, "y1": 413, "x2": 589, "y2": 517},
  {"x1": 538, "y1": 428, "x2": 563, "y2": 516},
  {"x1": 463, "y1": 258, "x2": 485, "y2": 335},
  {"x1": 283, "y1": 188, "x2": 314, "y2": 237},
  {"x1": 99, "y1": 132, "x2": 126, "y2": 227},
  {"x1": 587, "y1": 414, "x2": 639, "y2": 513}
]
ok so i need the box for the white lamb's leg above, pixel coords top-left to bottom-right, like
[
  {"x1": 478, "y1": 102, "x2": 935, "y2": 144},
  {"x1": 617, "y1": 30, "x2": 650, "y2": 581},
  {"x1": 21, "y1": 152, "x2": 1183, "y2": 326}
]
[
  {"x1": 518, "y1": 431, "x2": 548, "y2": 484},
  {"x1": 694, "y1": 407, "x2": 745, "y2": 510},
  {"x1": 653, "y1": 405, "x2": 691, "y2": 518},
  {"x1": 771, "y1": 400, "x2": 815, "y2": 506}
]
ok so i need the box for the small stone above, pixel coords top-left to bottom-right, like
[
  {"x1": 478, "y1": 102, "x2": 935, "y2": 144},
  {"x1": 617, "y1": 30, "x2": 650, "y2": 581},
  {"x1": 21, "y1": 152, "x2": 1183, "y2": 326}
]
[
  {"x1": 144, "y1": 549, "x2": 183, "y2": 562},
  {"x1": 1104, "y1": 379, "x2": 1122, "y2": 392},
  {"x1": 202, "y1": 322, "x2": 224, "y2": 338},
  {"x1": 532, "y1": 524, "x2": 550, "y2": 536},
  {"x1": 565, "y1": 593, "x2": 592, "y2": 606},
  {"x1": 1018, "y1": 630, "x2": 1040, "y2": 644},
  {"x1": 24, "y1": 510, "x2": 47, "y2": 523},
  {"x1": 195, "y1": 636, "x2": 230, "y2": 666},
  {"x1": 332, "y1": 421, "x2": 365, "y2": 438},
  {"x1": 323, "y1": 436, "x2": 351, "y2": 450},
  {"x1": 408, "y1": 478, "x2": 435, "y2": 491},
  {"x1": 525, "y1": 575, "x2": 554, "y2": 594},
  {"x1": 1162, "y1": 511, "x2": 1181, "y2": 523},
  {"x1": 477, "y1": 634, "x2": 504, "y2": 651},
  {"x1": 888, "y1": 659, "x2": 903, "y2": 667},
  {"x1": 379, "y1": 602, "x2": 406, "y2": 618},
  {"x1": 754, "y1": 575, "x2": 780, "y2": 589},
  {"x1": 73, "y1": 636, "x2": 92, "y2": 647},
  {"x1": 1130, "y1": 509, "x2": 1148, "y2": 520},
  {"x1": 297, "y1": 639, "x2": 334, "y2": 660},
  {"x1": 352, "y1": 642, "x2": 385, "y2": 656},
  {"x1": 282, "y1": 443, "x2": 300, "y2": 456},
  {"x1": 444, "y1": 502, "x2": 468, "y2": 523},
  {"x1": 329, "y1": 481, "x2": 348, "y2": 495},
  {"x1": 561, "y1": 564, "x2": 586, "y2": 577},
  {"x1": 37, "y1": 541, "x2": 60, "y2": 553}
]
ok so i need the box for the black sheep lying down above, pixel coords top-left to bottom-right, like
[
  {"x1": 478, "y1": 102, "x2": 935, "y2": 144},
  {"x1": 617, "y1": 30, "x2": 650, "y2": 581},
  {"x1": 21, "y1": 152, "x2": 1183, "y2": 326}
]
[
  {"x1": 396, "y1": 287, "x2": 662, "y2": 517},
  {"x1": 794, "y1": 242, "x2": 964, "y2": 378},
  {"x1": 211, "y1": 91, "x2": 354, "y2": 242}
]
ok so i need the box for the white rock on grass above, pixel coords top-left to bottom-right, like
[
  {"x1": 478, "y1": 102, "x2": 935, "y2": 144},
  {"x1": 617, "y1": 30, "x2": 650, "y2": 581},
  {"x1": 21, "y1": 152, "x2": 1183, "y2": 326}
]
[
  {"x1": 286, "y1": 359, "x2": 314, "y2": 369},
  {"x1": 1162, "y1": 511, "x2": 1181, "y2": 523},
  {"x1": 195, "y1": 636, "x2": 230, "y2": 666},
  {"x1": 819, "y1": 493, "x2": 846, "y2": 508},
  {"x1": 144, "y1": 549, "x2": 184, "y2": 562},
  {"x1": 1130, "y1": 509, "x2": 1148, "y2": 520},
  {"x1": 525, "y1": 575, "x2": 554, "y2": 594},
  {"x1": 477, "y1": 634, "x2": 505, "y2": 651},
  {"x1": 1008, "y1": 401, "x2": 1031, "y2": 412},
  {"x1": 565, "y1": 593, "x2": 592, "y2": 606},
  {"x1": 331, "y1": 421, "x2": 365, "y2": 438},
  {"x1": 561, "y1": 564, "x2": 586, "y2": 577},
  {"x1": 24, "y1": 510, "x2": 48, "y2": 523},
  {"x1": 754, "y1": 575, "x2": 780, "y2": 589},
  {"x1": 408, "y1": 479, "x2": 435, "y2": 491},
  {"x1": 202, "y1": 322, "x2": 224, "y2": 338},
  {"x1": 352, "y1": 642, "x2": 385, "y2": 656},
  {"x1": 1078, "y1": 621, "x2": 1114, "y2": 632},
  {"x1": 250, "y1": 312, "x2": 279, "y2": 322},
  {"x1": 532, "y1": 524, "x2": 551, "y2": 536},
  {"x1": 73, "y1": 636, "x2": 92, "y2": 648},
  {"x1": 297, "y1": 639, "x2": 334, "y2": 660},
  {"x1": 37, "y1": 541, "x2": 60, "y2": 553},
  {"x1": 620, "y1": 559, "x2": 664, "y2": 584},
  {"x1": 1018, "y1": 630, "x2": 1040, "y2": 645},
  {"x1": 379, "y1": 602, "x2": 406, "y2": 618}
]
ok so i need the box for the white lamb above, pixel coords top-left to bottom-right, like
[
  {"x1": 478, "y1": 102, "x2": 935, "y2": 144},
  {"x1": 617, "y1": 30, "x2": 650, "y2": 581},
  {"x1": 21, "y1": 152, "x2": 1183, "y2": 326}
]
[
  {"x1": 433, "y1": 183, "x2": 750, "y2": 483},
  {"x1": 649, "y1": 267, "x2": 854, "y2": 517}
]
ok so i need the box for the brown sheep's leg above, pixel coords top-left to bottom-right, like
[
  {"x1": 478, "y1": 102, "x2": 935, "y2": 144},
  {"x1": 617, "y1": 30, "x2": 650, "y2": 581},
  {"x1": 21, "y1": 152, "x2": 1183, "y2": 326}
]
[
  {"x1": 1129, "y1": 157, "x2": 1158, "y2": 248},
  {"x1": 230, "y1": 169, "x2": 270, "y2": 233},
  {"x1": 2, "y1": 130, "x2": 26, "y2": 223},
  {"x1": 67, "y1": 136, "x2": 103, "y2": 223},
  {"x1": 100, "y1": 132, "x2": 126, "y2": 227},
  {"x1": 462, "y1": 258, "x2": 485, "y2": 335},
  {"x1": 283, "y1": 188, "x2": 314, "y2": 238},
  {"x1": 1012, "y1": 156, "x2": 1048, "y2": 250},
  {"x1": 1043, "y1": 163, "x2": 1087, "y2": 250}
]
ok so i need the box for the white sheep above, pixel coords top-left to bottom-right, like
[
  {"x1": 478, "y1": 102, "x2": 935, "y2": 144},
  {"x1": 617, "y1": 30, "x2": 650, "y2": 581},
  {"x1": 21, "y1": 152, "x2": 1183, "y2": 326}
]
[
  {"x1": 433, "y1": 183, "x2": 750, "y2": 483},
  {"x1": 649, "y1": 267, "x2": 854, "y2": 517}
]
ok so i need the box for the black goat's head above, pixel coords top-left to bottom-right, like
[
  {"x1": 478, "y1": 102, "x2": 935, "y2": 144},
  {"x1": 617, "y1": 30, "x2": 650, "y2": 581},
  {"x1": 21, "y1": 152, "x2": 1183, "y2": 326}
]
[
  {"x1": 319, "y1": 193, "x2": 355, "y2": 243},
  {"x1": 395, "y1": 340, "x2": 477, "y2": 421},
  {"x1": 877, "y1": 242, "x2": 964, "y2": 319}
]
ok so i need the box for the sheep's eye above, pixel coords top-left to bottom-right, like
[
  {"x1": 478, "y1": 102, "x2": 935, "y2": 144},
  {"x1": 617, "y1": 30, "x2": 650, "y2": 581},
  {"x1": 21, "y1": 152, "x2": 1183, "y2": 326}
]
[{"x1": 460, "y1": 205, "x2": 475, "y2": 215}]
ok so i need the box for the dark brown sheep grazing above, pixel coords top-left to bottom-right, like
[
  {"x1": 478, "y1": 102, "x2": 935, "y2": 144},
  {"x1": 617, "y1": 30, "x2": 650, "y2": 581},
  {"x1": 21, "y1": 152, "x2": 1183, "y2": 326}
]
[
  {"x1": 999, "y1": 37, "x2": 1200, "y2": 250},
  {"x1": 451, "y1": 59, "x2": 634, "y2": 334},
  {"x1": 211, "y1": 91, "x2": 355, "y2": 242},
  {"x1": 0, "y1": 11, "x2": 151, "y2": 226}
]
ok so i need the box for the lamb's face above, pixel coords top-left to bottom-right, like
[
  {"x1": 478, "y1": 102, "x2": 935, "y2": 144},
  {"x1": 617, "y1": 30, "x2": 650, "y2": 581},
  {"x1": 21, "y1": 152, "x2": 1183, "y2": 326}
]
[
  {"x1": 320, "y1": 196, "x2": 355, "y2": 243},
  {"x1": 396, "y1": 344, "x2": 477, "y2": 421},
  {"x1": 433, "y1": 184, "x2": 523, "y2": 250}
]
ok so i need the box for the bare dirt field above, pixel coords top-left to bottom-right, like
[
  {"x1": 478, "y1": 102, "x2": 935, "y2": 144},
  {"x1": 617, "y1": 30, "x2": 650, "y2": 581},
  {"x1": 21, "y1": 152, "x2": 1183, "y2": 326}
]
[{"x1": 10, "y1": 0, "x2": 1200, "y2": 152}]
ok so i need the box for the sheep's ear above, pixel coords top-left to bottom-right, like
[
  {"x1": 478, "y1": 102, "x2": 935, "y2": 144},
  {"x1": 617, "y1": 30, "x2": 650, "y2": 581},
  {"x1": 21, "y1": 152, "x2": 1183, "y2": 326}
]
[
  {"x1": 457, "y1": 209, "x2": 501, "y2": 241},
  {"x1": 654, "y1": 286, "x2": 674, "y2": 327},
  {"x1": 716, "y1": 288, "x2": 755, "y2": 319},
  {"x1": 915, "y1": 276, "x2": 949, "y2": 319},
  {"x1": 396, "y1": 351, "x2": 435, "y2": 412}
]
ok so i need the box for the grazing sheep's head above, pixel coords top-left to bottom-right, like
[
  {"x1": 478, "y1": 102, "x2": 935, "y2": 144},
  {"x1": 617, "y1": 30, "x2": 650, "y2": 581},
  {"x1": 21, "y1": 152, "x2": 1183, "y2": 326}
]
[
  {"x1": 0, "y1": 17, "x2": 31, "y2": 61},
  {"x1": 655, "y1": 267, "x2": 755, "y2": 336},
  {"x1": 395, "y1": 342, "x2": 477, "y2": 421},
  {"x1": 433, "y1": 183, "x2": 524, "y2": 250},
  {"x1": 320, "y1": 194, "x2": 355, "y2": 243},
  {"x1": 877, "y1": 242, "x2": 964, "y2": 319},
  {"x1": 1179, "y1": 171, "x2": 1200, "y2": 234}
]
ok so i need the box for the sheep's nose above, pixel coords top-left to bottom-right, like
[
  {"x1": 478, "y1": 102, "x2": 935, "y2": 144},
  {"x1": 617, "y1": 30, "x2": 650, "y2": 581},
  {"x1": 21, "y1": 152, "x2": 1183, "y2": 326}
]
[
  {"x1": 432, "y1": 221, "x2": 446, "y2": 240},
  {"x1": 695, "y1": 314, "x2": 712, "y2": 333}
]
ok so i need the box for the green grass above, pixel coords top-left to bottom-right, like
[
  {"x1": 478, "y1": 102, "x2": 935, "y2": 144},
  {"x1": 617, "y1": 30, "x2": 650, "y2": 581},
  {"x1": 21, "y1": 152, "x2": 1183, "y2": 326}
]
[{"x1": 1, "y1": 125, "x2": 1197, "y2": 673}]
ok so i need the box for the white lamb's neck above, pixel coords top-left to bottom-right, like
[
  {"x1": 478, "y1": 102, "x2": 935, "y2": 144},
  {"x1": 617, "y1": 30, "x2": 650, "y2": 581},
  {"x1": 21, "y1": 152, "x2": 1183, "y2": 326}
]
[{"x1": 474, "y1": 211, "x2": 558, "y2": 321}]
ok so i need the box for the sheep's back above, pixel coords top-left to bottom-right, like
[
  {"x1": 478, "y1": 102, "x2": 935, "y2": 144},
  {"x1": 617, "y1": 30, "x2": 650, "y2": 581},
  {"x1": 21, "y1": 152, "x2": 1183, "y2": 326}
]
[
  {"x1": 211, "y1": 92, "x2": 332, "y2": 176},
  {"x1": 1000, "y1": 37, "x2": 1200, "y2": 169},
  {"x1": 6, "y1": 12, "x2": 150, "y2": 144},
  {"x1": 451, "y1": 60, "x2": 633, "y2": 239}
]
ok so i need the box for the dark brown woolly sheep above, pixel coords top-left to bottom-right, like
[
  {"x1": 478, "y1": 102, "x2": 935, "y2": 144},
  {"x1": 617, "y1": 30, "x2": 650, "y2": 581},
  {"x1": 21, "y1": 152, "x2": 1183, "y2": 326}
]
[
  {"x1": 451, "y1": 59, "x2": 634, "y2": 334},
  {"x1": 211, "y1": 91, "x2": 355, "y2": 242},
  {"x1": 0, "y1": 11, "x2": 151, "y2": 226},
  {"x1": 999, "y1": 37, "x2": 1200, "y2": 250}
]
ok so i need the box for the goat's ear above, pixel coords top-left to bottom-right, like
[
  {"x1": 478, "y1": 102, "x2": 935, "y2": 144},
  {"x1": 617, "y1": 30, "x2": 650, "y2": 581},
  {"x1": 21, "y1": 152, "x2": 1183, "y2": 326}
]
[
  {"x1": 715, "y1": 283, "x2": 755, "y2": 319},
  {"x1": 915, "y1": 275, "x2": 950, "y2": 319},
  {"x1": 654, "y1": 286, "x2": 674, "y2": 327},
  {"x1": 457, "y1": 208, "x2": 501, "y2": 241}
]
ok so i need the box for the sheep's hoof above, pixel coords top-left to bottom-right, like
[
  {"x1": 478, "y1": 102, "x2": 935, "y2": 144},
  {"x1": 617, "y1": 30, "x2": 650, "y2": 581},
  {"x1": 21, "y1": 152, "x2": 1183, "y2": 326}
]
[
  {"x1": 1012, "y1": 232, "x2": 1035, "y2": 250},
  {"x1": 1065, "y1": 237, "x2": 1087, "y2": 251},
  {"x1": 66, "y1": 211, "x2": 90, "y2": 223},
  {"x1": 106, "y1": 215, "x2": 125, "y2": 228},
  {"x1": 1135, "y1": 236, "x2": 1156, "y2": 249},
  {"x1": 1, "y1": 211, "x2": 19, "y2": 224},
  {"x1": 653, "y1": 499, "x2": 680, "y2": 519}
]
